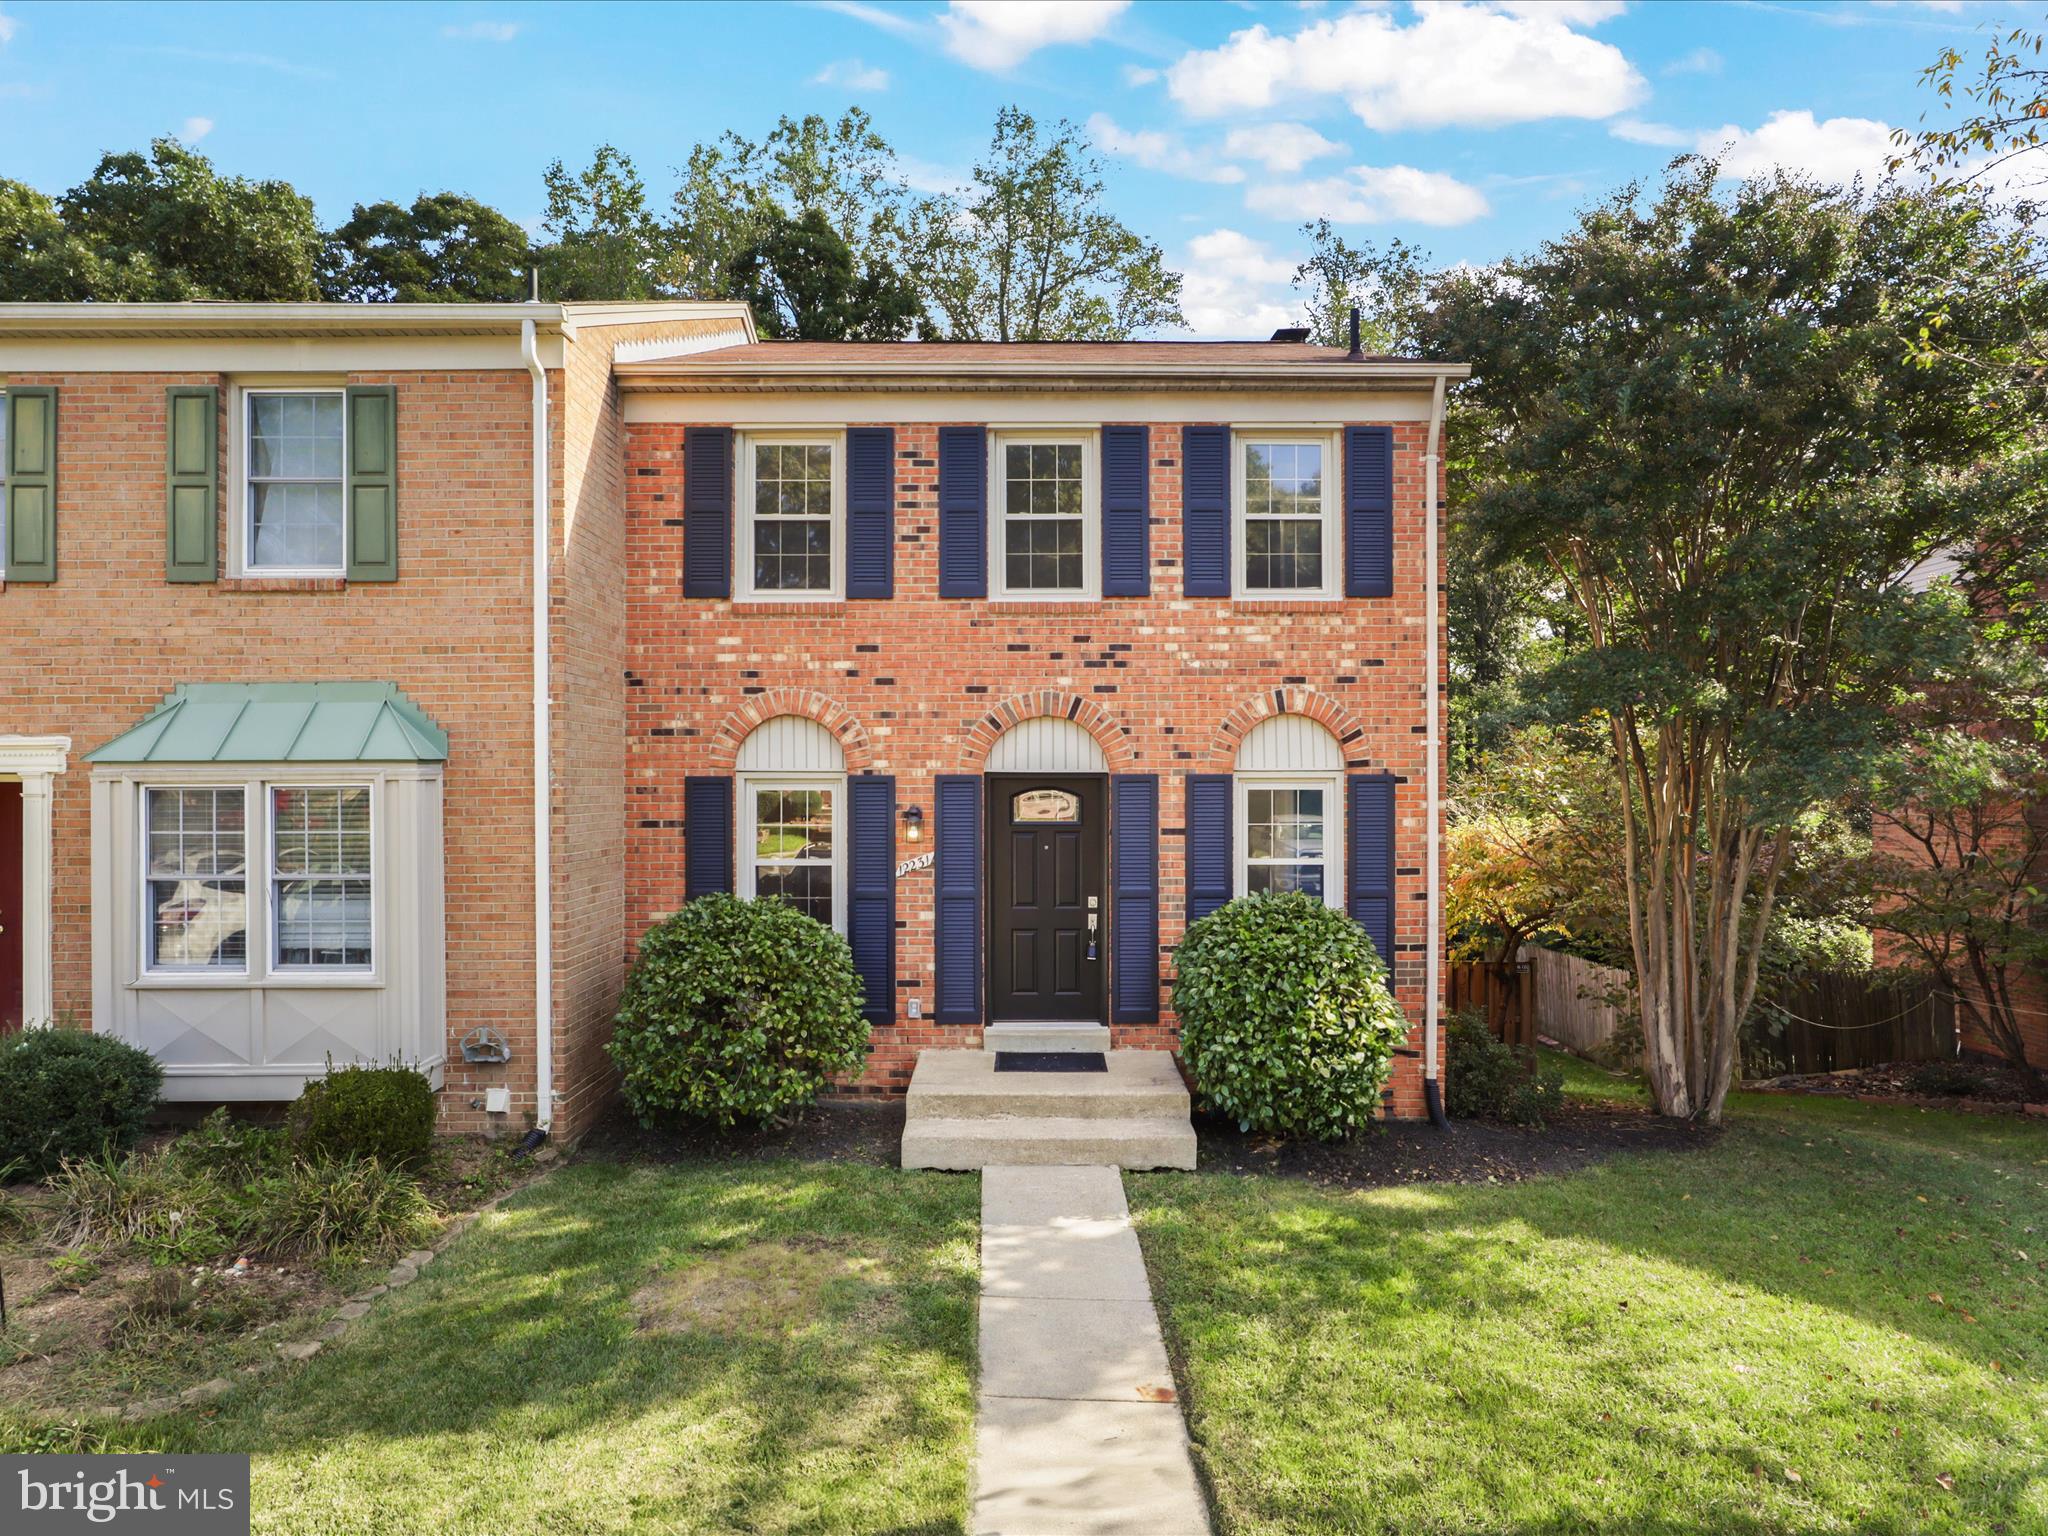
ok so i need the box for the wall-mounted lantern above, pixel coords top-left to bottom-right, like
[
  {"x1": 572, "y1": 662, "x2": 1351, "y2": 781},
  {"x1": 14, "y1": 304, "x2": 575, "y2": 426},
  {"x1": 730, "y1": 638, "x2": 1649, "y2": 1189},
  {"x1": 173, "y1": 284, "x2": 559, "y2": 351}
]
[{"x1": 902, "y1": 804, "x2": 924, "y2": 843}]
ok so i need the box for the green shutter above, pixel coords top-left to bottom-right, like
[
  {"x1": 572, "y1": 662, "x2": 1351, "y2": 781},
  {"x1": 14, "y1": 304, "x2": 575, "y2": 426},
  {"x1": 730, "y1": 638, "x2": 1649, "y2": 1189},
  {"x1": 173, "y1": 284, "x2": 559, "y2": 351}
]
[
  {"x1": 5, "y1": 386, "x2": 57, "y2": 583},
  {"x1": 165, "y1": 386, "x2": 219, "y2": 583},
  {"x1": 345, "y1": 385, "x2": 397, "y2": 582}
]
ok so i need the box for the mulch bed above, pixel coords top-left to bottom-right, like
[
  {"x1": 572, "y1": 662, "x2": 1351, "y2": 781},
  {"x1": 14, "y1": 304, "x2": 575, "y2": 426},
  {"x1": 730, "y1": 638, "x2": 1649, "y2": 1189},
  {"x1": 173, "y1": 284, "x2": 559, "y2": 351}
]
[{"x1": 1744, "y1": 1061, "x2": 2046, "y2": 1116}]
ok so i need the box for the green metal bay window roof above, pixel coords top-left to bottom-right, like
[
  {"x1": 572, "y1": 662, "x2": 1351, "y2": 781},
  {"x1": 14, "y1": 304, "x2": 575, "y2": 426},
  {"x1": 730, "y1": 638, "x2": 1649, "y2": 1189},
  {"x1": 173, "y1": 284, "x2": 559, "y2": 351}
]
[{"x1": 87, "y1": 683, "x2": 449, "y2": 764}]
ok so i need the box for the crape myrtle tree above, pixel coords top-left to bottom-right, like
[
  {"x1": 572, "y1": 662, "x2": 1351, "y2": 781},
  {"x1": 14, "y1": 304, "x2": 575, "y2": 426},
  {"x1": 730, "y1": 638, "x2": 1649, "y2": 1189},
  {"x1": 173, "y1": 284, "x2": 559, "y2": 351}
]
[{"x1": 1422, "y1": 158, "x2": 2048, "y2": 1122}]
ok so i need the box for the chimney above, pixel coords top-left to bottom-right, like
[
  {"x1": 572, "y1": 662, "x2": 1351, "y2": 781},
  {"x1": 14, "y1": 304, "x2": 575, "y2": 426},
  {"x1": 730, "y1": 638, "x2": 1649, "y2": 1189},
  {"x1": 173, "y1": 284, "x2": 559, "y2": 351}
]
[{"x1": 1346, "y1": 306, "x2": 1364, "y2": 362}]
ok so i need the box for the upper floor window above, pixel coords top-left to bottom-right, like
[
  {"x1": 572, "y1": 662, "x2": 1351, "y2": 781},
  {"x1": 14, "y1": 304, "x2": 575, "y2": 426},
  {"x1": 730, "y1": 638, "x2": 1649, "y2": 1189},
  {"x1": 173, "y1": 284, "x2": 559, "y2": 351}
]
[
  {"x1": 992, "y1": 433, "x2": 1097, "y2": 599},
  {"x1": 739, "y1": 434, "x2": 842, "y2": 600},
  {"x1": 246, "y1": 390, "x2": 346, "y2": 574},
  {"x1": 1235, "y1": 434, "x2": 1338, "y2": 599}
]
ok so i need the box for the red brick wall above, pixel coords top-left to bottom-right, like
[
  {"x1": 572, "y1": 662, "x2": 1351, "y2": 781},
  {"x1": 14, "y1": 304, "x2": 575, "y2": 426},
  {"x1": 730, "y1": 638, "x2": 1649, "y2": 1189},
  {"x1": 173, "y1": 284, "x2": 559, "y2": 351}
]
[{"x1": 623, "y1": 418, "x2": 1445, "y2": 1116}]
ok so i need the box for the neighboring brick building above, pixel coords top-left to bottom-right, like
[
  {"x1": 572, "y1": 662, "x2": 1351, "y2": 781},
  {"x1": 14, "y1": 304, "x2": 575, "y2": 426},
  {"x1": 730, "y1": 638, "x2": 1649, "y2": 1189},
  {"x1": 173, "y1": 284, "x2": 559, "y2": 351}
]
[{"x1": 2, "y1": 308, "x2": 1460, "y2": 1133}]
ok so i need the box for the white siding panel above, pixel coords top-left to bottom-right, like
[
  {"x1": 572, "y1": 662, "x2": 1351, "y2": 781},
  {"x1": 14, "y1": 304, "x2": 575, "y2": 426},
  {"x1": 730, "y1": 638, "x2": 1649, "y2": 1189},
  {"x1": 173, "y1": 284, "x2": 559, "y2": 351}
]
[
  {"x1": 1237, "y1": 714, "x2": 1344, "y2": 771},
  {"x1": 736, "y1": 715, "x2": 846, "y2": 772},
  {"x1": 987, "y1": 717, "x2": 1110, "y2": 773}
]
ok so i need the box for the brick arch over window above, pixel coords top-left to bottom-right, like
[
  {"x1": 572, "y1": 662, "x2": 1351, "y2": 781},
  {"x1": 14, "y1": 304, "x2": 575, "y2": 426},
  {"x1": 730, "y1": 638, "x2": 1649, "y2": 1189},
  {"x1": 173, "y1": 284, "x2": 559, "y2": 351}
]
[
  {"x1": 1205, "y1": 687, "x2": 1376, "y2": 770},
  {"x1": 959, "y1": 691, "x2": 1140, "y2": 773},
  {"x1": 706, "y1": 690, "x2": 876, "y2": 773}
]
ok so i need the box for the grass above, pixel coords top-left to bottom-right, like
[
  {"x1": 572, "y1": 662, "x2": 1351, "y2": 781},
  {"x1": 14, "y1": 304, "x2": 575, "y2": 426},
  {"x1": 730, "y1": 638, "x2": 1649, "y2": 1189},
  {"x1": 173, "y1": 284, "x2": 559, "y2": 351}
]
[
  {"x1": 1129, "y1": 1088, "x2": 2048, "y2": 1535},
  {"x1": 120, "y1": 1159, "x2": 980, "y2": 1535}
]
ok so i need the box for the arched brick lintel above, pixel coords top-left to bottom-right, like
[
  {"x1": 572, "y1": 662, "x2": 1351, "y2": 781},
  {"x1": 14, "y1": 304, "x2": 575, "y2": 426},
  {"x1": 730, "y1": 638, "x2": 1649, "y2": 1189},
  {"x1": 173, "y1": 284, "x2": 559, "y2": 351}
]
[
  {"x1": 958, "y1": 690, "x2": 1140, "y2": 773},
  {"x1": 1204, "y1": 687, "x2": 1377, "y2": 770},
  {"x1": 705, "y1": 689, "x2": 877, "y2": 773}
]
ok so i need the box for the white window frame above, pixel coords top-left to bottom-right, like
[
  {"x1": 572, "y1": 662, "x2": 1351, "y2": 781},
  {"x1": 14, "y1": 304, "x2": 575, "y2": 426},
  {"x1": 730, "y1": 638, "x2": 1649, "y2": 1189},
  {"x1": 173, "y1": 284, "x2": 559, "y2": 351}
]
[
  {"x1": 1, "y1": 387, "x2": 9, "y2": 578},
  {"x1": 1232, "y1": 430, "x2": 1341, "y2": 601},
  {"x1": 267, "y1": 782, "x2": 376, "y2": 976},
  {"x1": 736, "y1": 431, "x2": 845, "y2": 602},
  {"x1": 988, "y1": 429, "x2": 1100, "y2": 601},
  {"x1": 1234, "y1": 773, "x2": 1344, "y2": 911},
  {"x1": 738, "y1": 772, "x2": 848, "y2": 934},
  {"x1": 237, "y1": 385, "x2": 350, "y2": 578},
  {"x1": 139, "y1": 784, "x2": 253, "y2": 978}
]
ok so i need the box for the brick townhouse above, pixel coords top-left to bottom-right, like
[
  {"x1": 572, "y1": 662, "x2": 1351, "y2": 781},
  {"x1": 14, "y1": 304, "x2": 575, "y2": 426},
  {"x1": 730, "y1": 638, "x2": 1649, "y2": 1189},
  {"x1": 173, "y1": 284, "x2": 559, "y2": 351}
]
[{"x1": 1, "y1": 302, "x2": 1461, "y2": 1139}]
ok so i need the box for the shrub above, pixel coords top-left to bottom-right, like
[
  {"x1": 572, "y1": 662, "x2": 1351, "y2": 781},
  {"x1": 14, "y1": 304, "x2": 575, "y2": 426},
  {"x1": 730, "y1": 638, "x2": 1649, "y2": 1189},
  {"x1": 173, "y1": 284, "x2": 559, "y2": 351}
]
[
  {"x1": 165, "y1": 1108, "x2": 289, "y2": 1182},
  {"x1": 1444, "y1": 1012, "x2": 1565, "y2": 1126},
  {"x1": 246, "y1": 1156, "x2": 436, "y2": 1258},
  {"x1": 608, "y1": 892, "x2": 871, "y2": 1129},
  {"x1": 1173, "y1": 892, "x2": 1409, "y2": 1140},
  {"x1": 48, "y1": 1150, "x2": 235, "y2": 1264},
  {"x1": 0, "y1": 1027, "x2": 162, "y2": 1178},
  {"x1": 288, "y1": 1062, "x2": 436, "y2": 1167}
]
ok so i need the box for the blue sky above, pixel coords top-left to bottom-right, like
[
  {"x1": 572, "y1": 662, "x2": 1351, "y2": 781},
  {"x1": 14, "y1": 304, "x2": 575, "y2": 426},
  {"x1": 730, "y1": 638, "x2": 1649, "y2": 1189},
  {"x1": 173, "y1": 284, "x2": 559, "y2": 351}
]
[{"x1": 0, "y1": 0, "x2": 2029, "y2": 333}]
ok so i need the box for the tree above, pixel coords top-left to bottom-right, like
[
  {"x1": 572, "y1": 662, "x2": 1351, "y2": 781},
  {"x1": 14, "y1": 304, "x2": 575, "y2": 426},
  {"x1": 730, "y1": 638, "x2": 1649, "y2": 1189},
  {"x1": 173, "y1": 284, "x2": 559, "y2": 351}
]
[
  {"x1": 1289, "y1": 219, "x2": 1428, "y2": 353},
  {"x1": 729, "y1": 206, "x2": 922, "y2": 340},
  {"x1": 1896, "y1": 18, "x2": 2046, "y2": 209},
  {"x1": 917, "y1": 107, "x2": 1184, "y2": 340},
  {"x1": 536, "y1": 145, "x2": 686, "y2": 300},
  {"x1": 1423, "y1": 159, "x2": 2048, "y2": 1122},
  {"x1": 0, "y1": 179, "x2": 111, "y2": 300},
  {"x1": 320, "y1": 192, "x2": 532, "y2": 302}
]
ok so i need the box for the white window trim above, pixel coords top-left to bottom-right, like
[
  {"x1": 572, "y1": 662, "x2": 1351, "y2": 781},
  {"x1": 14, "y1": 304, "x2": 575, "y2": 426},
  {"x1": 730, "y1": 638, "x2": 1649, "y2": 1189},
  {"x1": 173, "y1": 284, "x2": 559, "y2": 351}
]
[
  {"x1": 138, "y1": 783, "x2": 253, "y2": 979},
  {"x1": 737, "y1": 771, "x2": 848, "y2": 934},
  {"x1": 1234, "y1": 772, "x2": 1344, "y2": 911},
  {"x1": 987, "y1": 429, "x2": 1101, "y2": 602},
  {"x1": 735, "y1": 430, "x2": 846, "y2": 603},
  {"x1": 268, "y1": 783, "x2": 377, "y2": 977},
  {"x1": 233, "y1": 384, "x2": 350, "y2": 579},
  {"x1": 1231, "y1": 429, "x2": 1342, "y2": 602},
  {"x1": 130, "y1": 770, "x2": 385, "y2": 991}
]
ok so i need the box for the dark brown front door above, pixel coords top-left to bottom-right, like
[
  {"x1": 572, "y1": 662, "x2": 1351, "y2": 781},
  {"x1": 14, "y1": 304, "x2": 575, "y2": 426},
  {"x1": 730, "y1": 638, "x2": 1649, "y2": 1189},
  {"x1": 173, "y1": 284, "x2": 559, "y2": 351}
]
[
  {"x1": 988, "y1": 775, "x2": 1107, "y2": 1023},
  {"x1": 1, "y1": 782, "x2": 22, "y2": 1033}
]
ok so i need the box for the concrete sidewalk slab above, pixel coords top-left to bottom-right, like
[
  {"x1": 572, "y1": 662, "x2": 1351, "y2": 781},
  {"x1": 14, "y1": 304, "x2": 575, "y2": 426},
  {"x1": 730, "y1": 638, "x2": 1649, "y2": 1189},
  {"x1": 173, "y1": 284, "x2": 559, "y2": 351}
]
[
  {"x1": 973, "y1": 1393, "x2": 1210, "y2": 1536},
  {"x1": 980, "y1": 1295, "x2": 1177, "y2": 1402}
]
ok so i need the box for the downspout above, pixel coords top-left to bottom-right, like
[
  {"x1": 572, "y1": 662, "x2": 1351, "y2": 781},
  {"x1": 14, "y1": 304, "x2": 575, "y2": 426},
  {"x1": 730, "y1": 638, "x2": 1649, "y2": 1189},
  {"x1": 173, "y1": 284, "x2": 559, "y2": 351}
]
[
  {"x1": 1424, "y1": 372, "x2": 1451, "y2": 1130},
  {"x1": 521, "y1": 315, "x2": 554, "y2": 1139}
]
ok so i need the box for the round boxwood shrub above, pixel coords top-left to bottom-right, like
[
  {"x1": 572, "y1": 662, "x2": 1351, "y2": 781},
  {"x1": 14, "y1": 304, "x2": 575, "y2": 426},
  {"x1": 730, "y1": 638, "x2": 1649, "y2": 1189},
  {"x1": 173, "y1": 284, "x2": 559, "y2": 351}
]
[
  {"x1": 288, "y1": 1062, "x2": 437, "y2": 1166},
  {"x1": 0, "y1": 1026, "x2": 163, "y2": 1178},
  {"x1": 1173, "y1": 891, "x2": 1408, "y2": 1140},
  {"x1": 609, "y1": 893, "x2": 871, "y2": 1129}
]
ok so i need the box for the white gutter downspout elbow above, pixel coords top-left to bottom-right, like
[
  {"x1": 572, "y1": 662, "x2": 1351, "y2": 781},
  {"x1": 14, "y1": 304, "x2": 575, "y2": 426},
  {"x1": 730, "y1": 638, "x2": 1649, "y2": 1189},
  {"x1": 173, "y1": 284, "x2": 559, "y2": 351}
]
[
  {"x1": 521, "y1": 318, "x2": 554, "y2": 1136},
  {"x1": 1424, "y1": 373, "x2": 1449, "y2": 1128}
]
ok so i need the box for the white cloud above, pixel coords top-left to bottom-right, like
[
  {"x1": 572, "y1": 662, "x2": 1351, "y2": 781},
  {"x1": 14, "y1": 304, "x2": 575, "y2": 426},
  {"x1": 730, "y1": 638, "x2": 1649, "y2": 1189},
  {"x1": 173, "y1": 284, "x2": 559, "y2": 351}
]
[
  {"x1": 1610, "y1": 118, "x2": 1692, "y2": 148},
  {"x1": 938, "y1": 0, "x2": 1129, "y2": 72},
  {"x1": 440, "y1": 20, "x2": 522, "y2": 42},
  {"x1": 1088, "y1": 113, "x2": 1243, "y2": 184},
  {"x1": 0, "y1": 10, "x2": 16, "y2": 44},
  {"x1": 813, "y1": 57, "x2": 890, "y2": 91},
  {"x1": 814, "y1": 0, "x2": 922, "y2": 39},
  {"x1": 1122, "y1": 63, "x2": 1160, "y2": 87},
  {"x1": 1246, "y1": 164, "x2": 1490, "y2": 226},
  {"x1": 1662, "y1": 46, "x2": 1721, "y2": 76},
  {"x1": 1222, "y1": 122, "x2": 1345, "y2": 174},
  {"x1": 181, "y1": 115, "x2": 214, "y2": 143},
  {"x1": 1701, "y1": 110, "x2": 1897, "y2": 184},
  {"x1": 1178, "y1": 228, "x2": 1299, "y2": 338},
  {"x1": 1166, "y1": 2, "x2": 1645, "y2": 130}
]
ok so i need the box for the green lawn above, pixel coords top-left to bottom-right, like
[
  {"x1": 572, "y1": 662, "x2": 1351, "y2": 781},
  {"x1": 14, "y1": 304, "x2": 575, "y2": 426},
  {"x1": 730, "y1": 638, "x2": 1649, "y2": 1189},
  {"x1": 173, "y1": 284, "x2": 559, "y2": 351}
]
[
  {"x1": 1130, "y1": 1090, "x2": 2048, "y2": 1535},
  {"x1": 137, "y1": 1159, "x2": 980, "y2": 1536}
]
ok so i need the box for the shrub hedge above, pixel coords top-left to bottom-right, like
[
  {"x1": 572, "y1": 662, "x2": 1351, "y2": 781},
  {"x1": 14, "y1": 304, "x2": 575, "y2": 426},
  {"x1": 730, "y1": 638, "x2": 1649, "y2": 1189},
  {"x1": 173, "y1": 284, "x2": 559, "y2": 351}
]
[
  {"x1": 0, "y1": 1027, "x2": 163, "y2": 1178},
  {"x1": 288, "y1": 1063, "x2": 437, "y2": 1167}
]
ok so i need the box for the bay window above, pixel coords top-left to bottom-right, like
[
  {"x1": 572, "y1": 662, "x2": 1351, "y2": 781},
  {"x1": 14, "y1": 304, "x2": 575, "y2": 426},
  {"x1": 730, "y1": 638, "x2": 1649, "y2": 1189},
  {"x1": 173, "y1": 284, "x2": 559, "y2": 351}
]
[
  {"x1": 144, "y1": 786, "x2": 249, "y2": 972},
  {"x1": 270, "y1": 785, "x2": 373, "y2": 970}
]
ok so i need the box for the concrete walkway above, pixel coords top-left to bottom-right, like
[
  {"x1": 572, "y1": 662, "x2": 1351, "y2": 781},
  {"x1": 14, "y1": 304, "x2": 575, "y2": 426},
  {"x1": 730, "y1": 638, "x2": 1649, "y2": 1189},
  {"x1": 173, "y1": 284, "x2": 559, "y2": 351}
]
[{"x1": 972, "y1": 1165, "x2": 1211, "y2": 1536}]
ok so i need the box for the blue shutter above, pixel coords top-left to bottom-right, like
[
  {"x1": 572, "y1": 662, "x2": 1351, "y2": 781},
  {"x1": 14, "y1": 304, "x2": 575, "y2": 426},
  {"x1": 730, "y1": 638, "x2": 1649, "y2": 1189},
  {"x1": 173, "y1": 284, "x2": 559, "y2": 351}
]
[
  {"x1": 1345, "y1": 425, "x2": 1394, "y2": 599},
  {"x1": 1348, "y1": 773, "x2": 1396, "y2": 967},
  {"x1": 1184, "y1": 773, "x2": 1233, "y2": 923},
  {"x1": 683, "y1": 426, "x2": 731, "y2": 598},
  {"x1": 937, "y1": 426, "x2": 986, "y2": 599},
  {"x1": 848, "y1": 775, "x2": 896, "y2": 1024},
  {"x1": 1101, "y1": 424, "x2": 1150, "y2": 597},
  {"x1": 684, "y1": 776, "x2": 733, "y2": 899},
  {"x1": 932, "y1": 774, "x2": 982, "y2": 1024},
  {"x1": 1111, "y1": 774, "x2": 1159, "y2": 1022},
  {"x1": 1181, "y1": 425, "x2": 1230, "y2": 598},
  {"x1": 846, "y1": 426, "x2": 894, "y2": 600}
]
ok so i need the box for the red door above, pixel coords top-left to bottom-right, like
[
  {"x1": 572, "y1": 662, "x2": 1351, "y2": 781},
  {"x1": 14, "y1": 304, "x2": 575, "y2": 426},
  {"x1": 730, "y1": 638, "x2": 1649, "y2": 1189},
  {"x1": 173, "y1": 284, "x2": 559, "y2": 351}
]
[{"x1": 0, "y1": 781, "x2": 22, "y2": 1032}]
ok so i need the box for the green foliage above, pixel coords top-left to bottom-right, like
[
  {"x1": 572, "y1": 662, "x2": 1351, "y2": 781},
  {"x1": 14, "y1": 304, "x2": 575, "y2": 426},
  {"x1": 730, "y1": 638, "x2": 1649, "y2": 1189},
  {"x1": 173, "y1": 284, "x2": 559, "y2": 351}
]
[
  {"x1": 0, "y1": 1028, "x2": 162, "y2": 1178},
  {"x1": 49, "y1": 1149, "x2": 233, "y2": 1264},
  {"x1": 1443, "y1": 1012, "x2": 1565, "y2": 1126},
  {"x1": 730, "y1": 205, "x2": 923, "y2": 340},
  {"x1": 288, "y1": 1064, "x2": 437, "y2": 1167},
  {"x1": 539, "y1": 144, "x2": 686, "y2": 300},
  {"x1": 0, "y1": 1420, "x2": 111, "y2": 1455},
  {"x1": 256, "y1": 1157, "x2": 436, "y2": 1259},
  {"x1": 608, "y1": 893, "x2": 871, "y2": 1129},
  {"x1": 1173, "y1": 893, "x2": 1408, "y2": 1140},
  {"x1": 164, "y1": 1108, "x2": 289, "y2": 1183},
  {"x1": 1290, "y1": 219, "x2": 1428, "y2": 353},
  {"x1": 319, "y1": 191, "x2": 532, "y2": 301}
]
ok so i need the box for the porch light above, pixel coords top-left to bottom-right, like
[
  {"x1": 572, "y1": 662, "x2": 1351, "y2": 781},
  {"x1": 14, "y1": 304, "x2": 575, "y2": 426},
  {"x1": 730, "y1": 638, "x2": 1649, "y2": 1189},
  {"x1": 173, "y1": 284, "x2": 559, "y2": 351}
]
[{"x1": 903, "y1": 804, "x2": 924, "y2": 842}]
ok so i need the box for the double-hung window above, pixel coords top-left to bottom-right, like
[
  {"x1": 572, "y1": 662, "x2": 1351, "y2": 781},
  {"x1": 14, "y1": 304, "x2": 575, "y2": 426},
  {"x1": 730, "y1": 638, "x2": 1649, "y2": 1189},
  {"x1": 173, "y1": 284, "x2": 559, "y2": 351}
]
[
  {"x1": 144, "y1": 787, "x2": 250, "y2": 972},
  {"x1": 739, "y1": 434, "x2": 842, "y2": 599},
  {"x1": 991, "y1": 433, "x2": 1097, "y2": 599},
  {"x1": 1240, "y1": 782, "x2": 1334, "y2": 899},
  {"x1": 270, "y1": 785, "x2": 373, "y2": 970},
  {"x1": 1235, "y1": 434, "x2": 1338, "y2": 598},
  {"x1": 741, "y1": 780, "x2": 844, "y2": 930},
  {"x1": 245, "y1": 390, "x2": 347, "y2": 574}
]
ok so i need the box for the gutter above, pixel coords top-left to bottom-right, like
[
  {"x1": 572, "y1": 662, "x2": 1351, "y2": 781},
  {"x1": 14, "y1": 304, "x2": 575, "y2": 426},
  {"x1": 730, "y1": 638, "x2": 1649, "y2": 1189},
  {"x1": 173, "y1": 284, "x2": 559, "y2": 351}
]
[
  {"x1": 521, "y1": 316, "x2": 554, "y2": 1137},
  {"x1": 1424, "y1": 373, "x2": 1451, "y2": 1130}
]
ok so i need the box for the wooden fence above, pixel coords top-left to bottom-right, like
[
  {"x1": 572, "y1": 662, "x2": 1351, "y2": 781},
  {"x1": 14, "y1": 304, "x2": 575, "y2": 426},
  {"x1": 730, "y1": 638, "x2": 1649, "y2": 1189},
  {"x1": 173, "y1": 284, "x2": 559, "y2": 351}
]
[
  {"x1": 1526, "y1": 947, "x2": 1634, "y2": 1061},
  {"x1": 1448, "y1": 961, "x2": 1536, "y2": 1048},
  {"x1": 1743, "y1": 977, "x2": 1956, "y2": 1078}
]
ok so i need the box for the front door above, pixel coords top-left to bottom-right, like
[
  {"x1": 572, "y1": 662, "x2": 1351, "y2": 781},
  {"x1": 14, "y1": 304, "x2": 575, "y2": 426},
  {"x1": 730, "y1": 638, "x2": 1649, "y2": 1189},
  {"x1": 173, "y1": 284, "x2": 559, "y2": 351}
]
[
  {"x1": 988, "y1": 775, "x2": 1107, "y2": 1024},
  {"x1": 0, "y1": 782, "x2": 22, "y2": 1032}
]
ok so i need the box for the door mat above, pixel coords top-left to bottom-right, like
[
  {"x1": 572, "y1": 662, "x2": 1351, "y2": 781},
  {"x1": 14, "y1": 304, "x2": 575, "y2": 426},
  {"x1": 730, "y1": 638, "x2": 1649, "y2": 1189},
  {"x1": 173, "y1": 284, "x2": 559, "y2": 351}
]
[{"x1": 994, "y1": 1052, "x2": 1108, "y2": 1073}]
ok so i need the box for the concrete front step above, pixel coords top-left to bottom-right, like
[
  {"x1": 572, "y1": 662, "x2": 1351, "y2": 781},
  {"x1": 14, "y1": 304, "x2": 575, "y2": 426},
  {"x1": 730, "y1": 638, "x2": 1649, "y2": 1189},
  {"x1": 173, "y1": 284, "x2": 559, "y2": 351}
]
[
  {"x1": 906, "y1": 1049, "x2": 1190, "y2": 1122},
  {"x1": 982, "y1": 1023, "x2": 1112, "y2": 1054},
  {"x1": 902, "y1": 1115, "x2": 1198, "y2": 1171}
]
